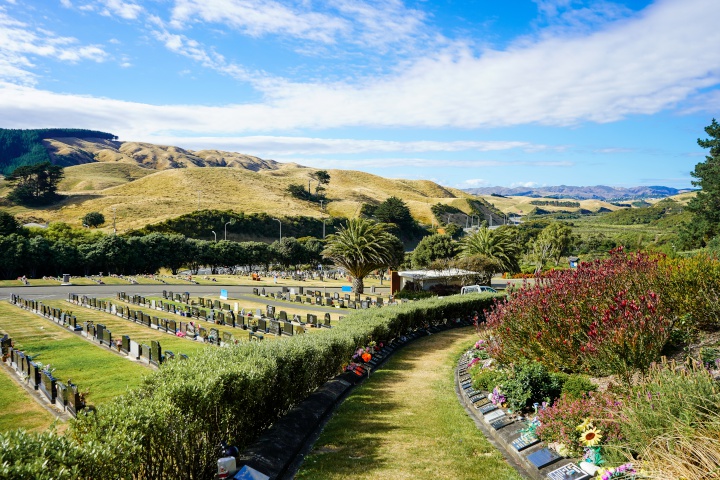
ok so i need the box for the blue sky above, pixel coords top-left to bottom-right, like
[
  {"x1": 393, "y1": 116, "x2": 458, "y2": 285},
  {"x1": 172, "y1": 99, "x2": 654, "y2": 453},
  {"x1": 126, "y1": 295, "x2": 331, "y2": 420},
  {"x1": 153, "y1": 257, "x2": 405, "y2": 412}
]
[{"x1": 1, "y1": 0, "x2": 719, "y2": 189}]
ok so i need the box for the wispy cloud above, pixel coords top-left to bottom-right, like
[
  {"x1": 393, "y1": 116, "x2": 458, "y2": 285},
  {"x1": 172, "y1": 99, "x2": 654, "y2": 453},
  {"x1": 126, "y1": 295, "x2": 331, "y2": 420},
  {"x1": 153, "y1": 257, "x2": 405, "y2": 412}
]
[
  {"x1": 0, "y1": 10, "x2": 107, "y2": 84},
  {"x1": 259, "y1": 156, "x2": 574, "y2": 170},
  {"x1": 145, "y1": 135, "x2": 554, "y2": 155},
  {"x1": 168, "y1": 0, "x2": 428, "y2": 49}
]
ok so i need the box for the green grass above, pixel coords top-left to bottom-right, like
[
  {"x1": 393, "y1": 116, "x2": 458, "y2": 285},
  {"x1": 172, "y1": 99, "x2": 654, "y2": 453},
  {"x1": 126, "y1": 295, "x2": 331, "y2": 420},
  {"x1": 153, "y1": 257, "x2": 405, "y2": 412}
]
[
  {"x1": 0, "y1": 365, "x2": 56, "y2": 433},
  {"x1": 0, "y1": 302, "x2": 149, "y2": 406},
  {"x1": 296, "y1": 328, "x2": 523, "y2": 480},
  {"x1": 43, "y1": 300, "x2": 213, "y2": 357}
]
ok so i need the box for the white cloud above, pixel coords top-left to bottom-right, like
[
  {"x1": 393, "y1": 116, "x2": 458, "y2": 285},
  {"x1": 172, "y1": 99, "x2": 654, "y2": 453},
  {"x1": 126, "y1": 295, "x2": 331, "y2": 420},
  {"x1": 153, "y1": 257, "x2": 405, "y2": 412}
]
[
  {"x1": 510, "y1": 181, "x2": 540, "y2": 188},
  {"x1": 142, "y1": 135, "x2": 552, "y2": 155},
  {"x1": 463, "y1": 178, "x2": 491, "y2": 186},
  {"x1": 99, "y1": 0, "x2": 142, "y2": 20},
  {"x1": 1, "y1": 0, "x2": 719, "y2": 133},
  {"x1": 168, "y1": 0, "x2": 428, "y2": 49},
  {"x1": 170, "y1": 0, "x2": 347, "y2": 43},
  {"x1": 0, "y1": 11, "x2": 107, "y2": 84},
  {"x1": 253, "y1": 156, "x2": 573, "y2": 170},
  {"x1": 59, "y1": 0, "x2": 72, "y2": 7}
]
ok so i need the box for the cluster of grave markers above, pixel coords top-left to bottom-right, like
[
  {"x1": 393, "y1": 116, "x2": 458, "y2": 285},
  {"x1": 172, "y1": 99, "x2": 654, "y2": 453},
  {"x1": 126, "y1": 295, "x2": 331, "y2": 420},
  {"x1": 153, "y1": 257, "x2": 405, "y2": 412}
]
[
  {"x1": 2, "y1": 333, "x2": 86, "y2": 417},
  {"x1": 457, "y1": 355, "x2": 591, "y2": 480},
  {"x1": 251, "y1": 287, "x2": 388, "y2": 310},
  {"x1": 10, "y1": 294, "x2": 189, "y2": 367}
]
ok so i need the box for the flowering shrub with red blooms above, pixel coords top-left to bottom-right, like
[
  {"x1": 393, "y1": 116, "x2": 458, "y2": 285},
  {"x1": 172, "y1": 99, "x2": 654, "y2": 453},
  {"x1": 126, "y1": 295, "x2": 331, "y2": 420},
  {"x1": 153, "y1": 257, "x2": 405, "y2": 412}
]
[
  {"x1": 535, "y1": 392, "x2": 624, "y2": 458},
  {"x1": 485, "y1": 248, "x2": 673, "y2": 377}
]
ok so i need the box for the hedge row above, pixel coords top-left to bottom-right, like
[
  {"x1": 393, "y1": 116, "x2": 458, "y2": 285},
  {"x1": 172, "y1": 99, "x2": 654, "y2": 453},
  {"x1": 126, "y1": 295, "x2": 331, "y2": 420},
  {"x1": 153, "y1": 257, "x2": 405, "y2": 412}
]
[{"x1": 1, "y1": 294, "x2": 498, "y2": 480}]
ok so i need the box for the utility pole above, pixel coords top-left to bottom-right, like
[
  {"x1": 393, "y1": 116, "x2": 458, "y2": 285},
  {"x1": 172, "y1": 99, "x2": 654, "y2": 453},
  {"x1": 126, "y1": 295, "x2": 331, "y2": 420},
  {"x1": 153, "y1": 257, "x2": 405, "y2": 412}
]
[{"x1": 272, "y1": 218, "x2": 282, "y2": 241}]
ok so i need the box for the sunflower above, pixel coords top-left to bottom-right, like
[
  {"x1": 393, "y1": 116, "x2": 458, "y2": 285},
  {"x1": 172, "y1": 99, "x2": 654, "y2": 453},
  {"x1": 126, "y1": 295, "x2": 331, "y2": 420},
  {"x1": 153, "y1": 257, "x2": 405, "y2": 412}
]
[
  {"x1": 580, "y1": 427, "x2": 603, "y2": 447},
  {"x1": 576, "y1": 417, "x2": 593, "y2": 432}
]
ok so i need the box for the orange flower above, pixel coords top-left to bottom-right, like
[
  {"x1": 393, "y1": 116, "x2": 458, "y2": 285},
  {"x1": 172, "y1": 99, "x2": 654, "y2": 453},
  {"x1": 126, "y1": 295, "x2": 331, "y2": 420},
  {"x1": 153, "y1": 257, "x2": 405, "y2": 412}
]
[{"x1": 361, "y1": 352, "x2": 372, "y2": 362}]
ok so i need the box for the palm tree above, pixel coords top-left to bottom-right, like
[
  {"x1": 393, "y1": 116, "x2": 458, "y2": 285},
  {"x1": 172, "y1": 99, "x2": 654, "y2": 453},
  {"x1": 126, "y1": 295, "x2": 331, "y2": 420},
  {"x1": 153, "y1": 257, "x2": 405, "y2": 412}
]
[
  {"x1": 459, "y1": 226, "x2": 520, "y2": 273},
  {"x1": 322, "y1": 218, "x2": 403, "y2": 293}
]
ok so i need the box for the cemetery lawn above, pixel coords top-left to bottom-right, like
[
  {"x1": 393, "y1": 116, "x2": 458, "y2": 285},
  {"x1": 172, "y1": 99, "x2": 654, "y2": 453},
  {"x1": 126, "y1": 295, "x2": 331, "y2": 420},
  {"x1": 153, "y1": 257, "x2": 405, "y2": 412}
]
[
  {"x1": 296, "y1": 327, "x2": 523, "y2": 480},
  {"x1": 0, "y1": 365, "x2": 56, "y2": 433},
  {"x1": 0, "y1": 302, "x2": 148, "y2": 406},
  {"x1": 43, "y1": 301, "x2": 212, "y2": 357}
]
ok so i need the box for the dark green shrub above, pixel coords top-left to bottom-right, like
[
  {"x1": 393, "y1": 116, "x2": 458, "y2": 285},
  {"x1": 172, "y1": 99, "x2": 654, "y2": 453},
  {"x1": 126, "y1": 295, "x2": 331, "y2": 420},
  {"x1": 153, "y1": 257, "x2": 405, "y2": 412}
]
[
  {"x1": 499, "y1": 360, "x2": 565, "y2": 411},
  {"x1": 471, "y1": 366, "x2": 504, "y2": 392},
  {"x1": 561, "y1": 374, "x2": 597, "y2": 399}
]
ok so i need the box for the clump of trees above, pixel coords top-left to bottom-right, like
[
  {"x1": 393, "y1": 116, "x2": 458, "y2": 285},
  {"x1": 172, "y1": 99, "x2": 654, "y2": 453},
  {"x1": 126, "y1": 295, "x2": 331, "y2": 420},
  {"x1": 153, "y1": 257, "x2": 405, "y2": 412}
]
[{"x1": 6, "y1": 162, "x2": 64, "y2": 205}]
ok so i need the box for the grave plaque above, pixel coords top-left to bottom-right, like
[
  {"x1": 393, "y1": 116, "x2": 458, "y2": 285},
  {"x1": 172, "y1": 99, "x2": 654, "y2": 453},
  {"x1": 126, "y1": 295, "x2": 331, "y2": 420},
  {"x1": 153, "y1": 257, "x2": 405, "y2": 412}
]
[
  {"x1": 490, "y1": 417, "x2": 514, "y2": 430},
  {"x1": 546, "y1": 464, "x2": 591, "y2": 480},
  {"x1": 266, "y1": 305, "x2": 275, "y2": 318},
  {"x1": 361, "y1": 301, "x2": 369, "y2": 309},
  {"x1": 511, "y1": 433, "x2": 541, "y2": 451},
  {"x1": 348, "y1": 300, "x2": 356, "y2": 309},
  {"x1": 527, "y1": 448, "x2": 563, "y2": 469},
  {"x1": 209, "y1": 328, "x2": 219, "y2": 345},
  {"x1": 141, "y1": 344, "x2": 151, "y2": 361},
  {"x1": 484, "y1": 409, "x2": 506, "y2": 422},
  {"x1": 222, "y1": 331, "x2": 233, "y2": 344},
  {"x1": 278, "y1": 311, "x2": 287, "y2": 321},
  {"x1": 478, "y1": 403, "x2": 498, "y2": 414}
]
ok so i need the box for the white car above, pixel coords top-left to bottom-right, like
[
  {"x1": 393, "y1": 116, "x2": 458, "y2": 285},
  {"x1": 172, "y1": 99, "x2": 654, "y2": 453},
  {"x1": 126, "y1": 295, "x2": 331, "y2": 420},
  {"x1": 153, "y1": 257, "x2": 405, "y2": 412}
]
[{"x1": 460, "y1": 285, "x2": 498, "y2": 295}]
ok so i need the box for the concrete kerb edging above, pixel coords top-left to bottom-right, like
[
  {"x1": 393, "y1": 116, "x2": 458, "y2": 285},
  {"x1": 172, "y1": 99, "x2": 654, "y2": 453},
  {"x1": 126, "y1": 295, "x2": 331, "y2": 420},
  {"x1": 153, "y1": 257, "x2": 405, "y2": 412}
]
[
  {"x1": 235, "y1": 318, "x2": 476, "y2": 480},
  {"x1": 454, "y1": 358, "x2": 587, "y2": 480}
]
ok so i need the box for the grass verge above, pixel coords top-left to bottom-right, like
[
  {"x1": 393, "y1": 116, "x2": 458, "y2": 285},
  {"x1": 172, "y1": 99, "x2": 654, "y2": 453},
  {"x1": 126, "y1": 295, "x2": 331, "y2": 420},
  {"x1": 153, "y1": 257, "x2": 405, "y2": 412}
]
[
  {"x1": 0, "y1": 364, "x2": 56, "y2": 433},
  {"x1": 296, "y1": 327, "x2": 523, "y2": 480}
]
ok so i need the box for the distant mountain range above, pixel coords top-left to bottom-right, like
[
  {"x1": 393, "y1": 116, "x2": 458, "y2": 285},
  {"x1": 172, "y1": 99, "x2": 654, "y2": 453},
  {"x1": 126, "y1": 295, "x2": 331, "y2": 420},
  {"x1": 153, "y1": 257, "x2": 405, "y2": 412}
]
[{"x1": 464, "y1": 185, "x2": 695, "y2": 201}]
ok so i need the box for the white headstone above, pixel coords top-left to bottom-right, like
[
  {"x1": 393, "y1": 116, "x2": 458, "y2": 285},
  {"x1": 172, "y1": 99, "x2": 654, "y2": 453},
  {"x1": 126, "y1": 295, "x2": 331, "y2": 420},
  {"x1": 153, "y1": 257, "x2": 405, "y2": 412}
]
[{"x1": 130, "y1": 341, "x2": 140, "y2": 359}]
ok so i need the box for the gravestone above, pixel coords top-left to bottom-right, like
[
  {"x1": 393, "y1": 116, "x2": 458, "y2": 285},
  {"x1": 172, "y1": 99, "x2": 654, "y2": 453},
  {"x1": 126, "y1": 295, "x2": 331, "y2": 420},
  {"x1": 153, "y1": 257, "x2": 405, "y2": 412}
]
[
  {"x1": 278, "y1": 311, "x2": 287, "y2": 321},
  {"x1": 281, "y1": 321, "x2": 293, "y2": 336},
  {"x1": 121, "y1": 335, "x2": 131, "y2": 354},
  {"x1": 324, "y1": 313, "x2": 331, "y2": 327},
  {"x1": 141, "y1": 344, "x2": 151, "y2": 361},
  {"x1": 66, "y1": 382, "x2": 85, "y2": 417},
  {"x1": 222, "y1": 331, "x2": 233, "y2": 345},
  {"x1": 40, "y1": 370, "x2": 56, "y2": 404},
  {"x1": 258, "y1": 318, "x2": 268, "y2": 332},
  {"x1": 56, "y1": 381, "x2": 68, "y2": 409},
  {"x1": 150, "y1": 341, "x2": 162, "y2": 366},
  {"x1": 361, "y1": 301, "x2": 369, "y2": 309},
  {"x1": 348, "y1": 300, "x2": 356, "y2": 309},
  {"x1": 209, "y1": 328, "x2": 220, "y2": 345},
  {"x1": 167, "y1": 319, "x2": 177, "y2": 332},
  {"x1": 266, "y1": 305, "x2": 275, "y2": 318},
  {"x1": 29, "y1": 361, "x2": 42, "y2": 390},
  {"x1": 269, "y1": 320, "x2": 281, "y2": 336},
  {"x1": 527, "y1": 448, "x2": 563, "y2": 469}
]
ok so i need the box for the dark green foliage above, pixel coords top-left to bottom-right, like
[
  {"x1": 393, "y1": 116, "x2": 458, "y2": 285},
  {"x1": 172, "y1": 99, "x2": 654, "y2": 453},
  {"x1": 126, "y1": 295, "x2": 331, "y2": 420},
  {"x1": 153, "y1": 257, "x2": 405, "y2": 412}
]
[
  {"x1": 561, "y1": 374, "x2": 598, "y2": 399},
  {"x1": 374, "y1": 196, "x2": 414, "y2": 229},
  {"x1": 394, "y1": 288, "x2": 434, "y2": 300},
  {"x1": 471, "y1": 367, "x2": 505, "y2": 391},
  {"x1": 529, "y1": 200, "x2": 581, "y2": 208},
  {"x1": 411, "y1": 233, "x2": 457, "y2": 268},
  {"x1": 359, "y1": 203, "x2": 377, "y2": 218},
  {"x1": 430, "y1": 203, "x2": 462, "y2": 218},
  {"x1": 6, "y1": 162, "x2": 64, "y2": 205},
  {"x1": 0, "y1": 211, "x2": 23, "y2": 236},
  {"x1": 0, "y1": 427, "x2": 139, "y2": 479},
  {"x1": 596, "y1": 199, "x2": 683, "y2": 225},
  {"x1": 499, "y1": 360, "x2": 566, "y2": 411},
  {"x1": 286, "y1": 183, "x2": 310, "y2": 200},
  {"x1": 129, "y1": 209, "x2": 345, "y2": 240},
  {"x1": 82, "y1": 212, "x2": 105, "y2": 228},
  {"x1": 681, "y1": 119, "x2": 720, "y2": 246},
  {"x1": 0, "y1": 128, "x2": 115, "y2": 175}
]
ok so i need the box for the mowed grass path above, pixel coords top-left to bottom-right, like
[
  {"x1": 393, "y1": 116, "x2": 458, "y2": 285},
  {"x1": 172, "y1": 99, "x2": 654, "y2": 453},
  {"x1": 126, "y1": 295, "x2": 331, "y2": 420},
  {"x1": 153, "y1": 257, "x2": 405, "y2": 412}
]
[
  {"x1": 296, "y1": 328, "x2": 523, "y2": 480},
  {"x1": 44, "y1": 300, "x2": 211, "y2": 357},
  {"x1": 0, "y1": 302, "x2": 149, "y2": 407},
  {"x1": 0, "y1": 365, "x2": 56, "y2": 433}
]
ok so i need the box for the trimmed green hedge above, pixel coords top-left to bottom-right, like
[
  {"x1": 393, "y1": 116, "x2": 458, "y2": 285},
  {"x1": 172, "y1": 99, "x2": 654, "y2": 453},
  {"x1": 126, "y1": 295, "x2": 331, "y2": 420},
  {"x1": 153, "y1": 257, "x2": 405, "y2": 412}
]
[{"x1": 1, "y1": 294, "x2": 498, "y2": 479}]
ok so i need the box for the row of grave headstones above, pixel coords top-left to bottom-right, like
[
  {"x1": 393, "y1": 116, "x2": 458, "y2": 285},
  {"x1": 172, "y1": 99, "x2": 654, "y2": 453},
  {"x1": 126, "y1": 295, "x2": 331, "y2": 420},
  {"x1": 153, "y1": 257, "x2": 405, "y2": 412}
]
[
  {"x1": 10, "y1": 294, "x2": 82, "y2": 332},
  {"x1": 251, "y1": 288, "x2": 385, "y2": 309},
  {"x1": 5, "y1": 346, "x2": 85, "y2": 417},
  {"x1": 161, "y1": 290, "x2": 191, "y2": 304},
  {"x1": 9, "y1": 294, "x2": 190, "y2": 366},
  {"x1": 116, "y1": 292, "x2": 322, "y2": 331},
  {"x1": 69, "y1": 294, "x2": 215, "y2": 343}
]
